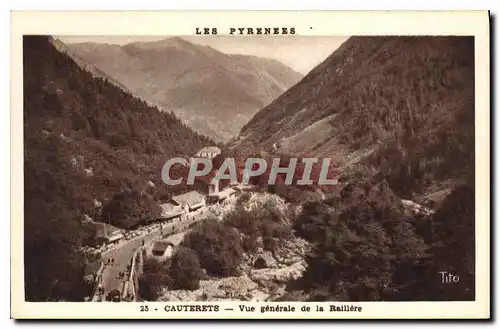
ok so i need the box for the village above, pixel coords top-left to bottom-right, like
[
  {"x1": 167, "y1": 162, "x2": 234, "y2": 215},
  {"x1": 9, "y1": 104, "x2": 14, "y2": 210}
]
[
  {"x1": 80, "y1": 145, "x2": 435, "y2": 302},
  {"x1": 82, "y1": 146, "x2": 254, "y2": 252},
  {"x1": 81, "y1": 146, "x2": 258, "y2": 302}
]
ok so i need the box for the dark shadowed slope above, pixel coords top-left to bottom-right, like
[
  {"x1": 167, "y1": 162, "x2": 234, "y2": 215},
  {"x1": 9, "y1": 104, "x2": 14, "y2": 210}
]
[
  {"x1": 234, "y1": 36, "x2": 474, "y2": 201},
  {"x1": 66, "y1": 37, "x2": 303, "y2": 142},
  {"x1": 23, "y1": 36, "x2": 212, "y2": 301}
]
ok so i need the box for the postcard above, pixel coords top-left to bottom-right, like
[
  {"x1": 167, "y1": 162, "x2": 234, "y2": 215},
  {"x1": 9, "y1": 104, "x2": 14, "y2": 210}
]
[{"x1": 11, "y1": 10, "x2": 490, "y2": 319}]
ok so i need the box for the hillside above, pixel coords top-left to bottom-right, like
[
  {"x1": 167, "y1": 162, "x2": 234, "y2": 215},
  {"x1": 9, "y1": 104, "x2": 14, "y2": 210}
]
[
  {"x1": 66, "y1": 37, "x2": 303, "y2": 142},
  {"x1": 234, "y1": 36, "x2": 475, "y2": 201},
  {"x1": 23, "y1": 36, "x2": 212, "y2": 301},
  {"x1": 50, "y1": 37, "x2": 132, "y2": 93}
]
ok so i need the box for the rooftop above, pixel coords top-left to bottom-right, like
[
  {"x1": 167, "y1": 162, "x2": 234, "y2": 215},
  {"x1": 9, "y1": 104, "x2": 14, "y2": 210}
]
[
  {"x1": 195, "y1": 146, "x2": 221, "y2": 157},
  {"x1": 172, "y1": 190, "x2": 206, "y2": 207},
  {"x1": 160, "y1": 202, "x2": 185, "y2": 218},
  {"x1": 86, "y1": 222, "x2": 123, "y2": 238},
  {"x1": 209, "y1": 187, "x2": 236, "y2": 200},
  {"x1": 233, "y1": 184, "x2": 257, "y2": 191},
  {"x1": 152, "y1": 240, "x2": 174, "y2": 252}
]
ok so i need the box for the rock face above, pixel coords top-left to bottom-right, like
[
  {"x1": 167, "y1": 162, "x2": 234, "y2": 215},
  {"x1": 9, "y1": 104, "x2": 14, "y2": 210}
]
[
  {"x1": 159, "y1": 237, "x2": 311, "y2": 302},
  {"x1": 253, "y1": 252, "x2": 276, "y2": 269},
  {"x1": 160, "y1": 275, "x2": 260, "y2": 302},
  {"x1": 273, "y1": 238, "x2": 309, "y2": 266},
  {"x1": 401, "y1": 199, "x2": 435, "y2": 216},
  {"x1": 156, "y1": 192, "x2": 311, "y2": 302},
  {"x1": 249, "y1": 261, "x2": 306, "y2": 284}
]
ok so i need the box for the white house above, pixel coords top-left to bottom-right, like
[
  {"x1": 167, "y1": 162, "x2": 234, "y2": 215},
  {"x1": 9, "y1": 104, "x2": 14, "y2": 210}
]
[
  {"x1": 207, "y1": 187, "x2": 236, "y2": 204},
  {"x1": 84, "y1": 222, "x2": 124, "y2": 247},
  {"x1": 190, "y1": 146, "x2": 221, "y2": 166},
  {"x1": 233, "y1": 184, "x2": 257, "y2": 193},
  {"x1": 171, "y1": 190, "x2": 207, "y2": 212},
  {"x1": 151, "y1": 240, "x2": 175, "y2": 258},
  {"x1": 158, "y1": 202, "x2": 186, "y2": 222},
  {"x1": 196, "y1": 146, "x2": 221, "y2": 159}
]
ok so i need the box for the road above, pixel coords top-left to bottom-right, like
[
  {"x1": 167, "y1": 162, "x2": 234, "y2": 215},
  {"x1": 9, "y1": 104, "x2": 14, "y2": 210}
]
[{"x1": 99, "y1": 210, "x2": 207, "y2": 298}]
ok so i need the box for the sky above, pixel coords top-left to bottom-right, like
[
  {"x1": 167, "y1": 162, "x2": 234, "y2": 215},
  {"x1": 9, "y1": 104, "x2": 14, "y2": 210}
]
[{"x1": 57, "y1": 35, "x2": 348, "y2": 75}]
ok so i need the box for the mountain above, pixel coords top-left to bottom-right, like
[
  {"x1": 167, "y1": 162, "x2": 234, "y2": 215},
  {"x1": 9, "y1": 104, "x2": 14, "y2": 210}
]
[
  {"x1": 65, "y1": 37, "x2": 303, "y2": 142},
  {"x1": 233, "y1": 36, "x2": 475, "y2": 202},
  {"x1": 23, "y1": 36, "x2": 212, "y2": 301},
  {"x1": 50, "y1": 37, "x2": 132, "y2": 93}
]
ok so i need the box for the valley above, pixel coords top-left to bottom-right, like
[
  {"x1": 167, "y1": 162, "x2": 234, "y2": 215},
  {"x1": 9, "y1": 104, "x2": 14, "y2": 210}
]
[
  {"x1": 64, "y1": 37, "x2": 303, "y2": 142},
  {"x1": 23, "y1": 35, "x2": 476, "y2": 303}
]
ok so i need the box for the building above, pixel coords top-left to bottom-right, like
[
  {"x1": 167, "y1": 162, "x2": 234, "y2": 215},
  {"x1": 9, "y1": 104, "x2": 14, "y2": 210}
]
[
  {"x1": 207, "y1": 187, "x2": 236, "y2": 204},
  {"x1": 233, "y1": 184, "x2": 258, "y2": 193},
  {"x1": 189, "y1": 146, "x2": 221, "y2": 166},
  {"x1": 171, "y1": 190, "x2": 207, "y2": 212},
  {"x1": 195, "y1": 146, "x2": 221, "y2": 160},
  {"x1": 92, "y1": 222, "x2": 124, "y2": 247},
  {"x1": 152, "y1": 240, "x2": 174, "y2": 258},
  {"x1": 158, "y1": 202, "x2": 186, "y2": 222}
]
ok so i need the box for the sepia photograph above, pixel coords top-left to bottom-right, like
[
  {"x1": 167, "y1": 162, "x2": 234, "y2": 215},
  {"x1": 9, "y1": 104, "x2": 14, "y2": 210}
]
[{"x1": 11, "y1": 10, "x2": 490, "y2": 319}]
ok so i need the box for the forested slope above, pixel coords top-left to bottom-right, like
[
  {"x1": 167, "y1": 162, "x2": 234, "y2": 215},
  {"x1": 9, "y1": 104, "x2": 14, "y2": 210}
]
[{"x1": 23, "y1": 36, "x2": 212, "y2": 301}]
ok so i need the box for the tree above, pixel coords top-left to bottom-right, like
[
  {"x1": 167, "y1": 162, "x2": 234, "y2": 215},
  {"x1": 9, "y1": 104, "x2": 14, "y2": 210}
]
[
  {"x1": 138, "y1": 258, "x2": 169, "y2": 301},
  {"x1": 294, "y1": 181, "x2": 430, "y2": 301},
  {"x1": 242, "y1": 233, "x2": 260, "y2": 253},
  {"x1": 182, "y1": 219, "x2": 243, "y2": 277},
  {"x1": 22, "y1": 36, "x2": 214, "y2": 301},
  {"x1": 294, "y1": 201, "x2": 337, "y2": 241},
  {"x1": 169, "y1": 247, "x2": 203, "y2": 290},
  {"x1": 24, "y1": 135, "x2": 89, "y2": 301},
  {"x1": 102, "y1": 190, "x2": 161, "y2": 229},
  {"x1": 422, "y1": 184, "x2": 475, "y2": 300}
]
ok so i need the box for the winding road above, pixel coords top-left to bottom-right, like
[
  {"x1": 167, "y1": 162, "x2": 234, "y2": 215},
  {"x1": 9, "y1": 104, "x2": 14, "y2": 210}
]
[{"x1": 99, "y1": 211, "x2": 206, "y2": 298}]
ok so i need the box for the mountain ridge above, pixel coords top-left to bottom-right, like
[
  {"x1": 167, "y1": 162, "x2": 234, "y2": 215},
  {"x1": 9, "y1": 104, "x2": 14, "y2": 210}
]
[
  {"x1": 23, "y1": 35, "x2": 213, "y2": 301},
  {"x1": 233, "y1": 36, "x2": 475, "y2": 201},
  {"x1": 65, "y1": 37, "x2": 303, "y2": 142}
]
